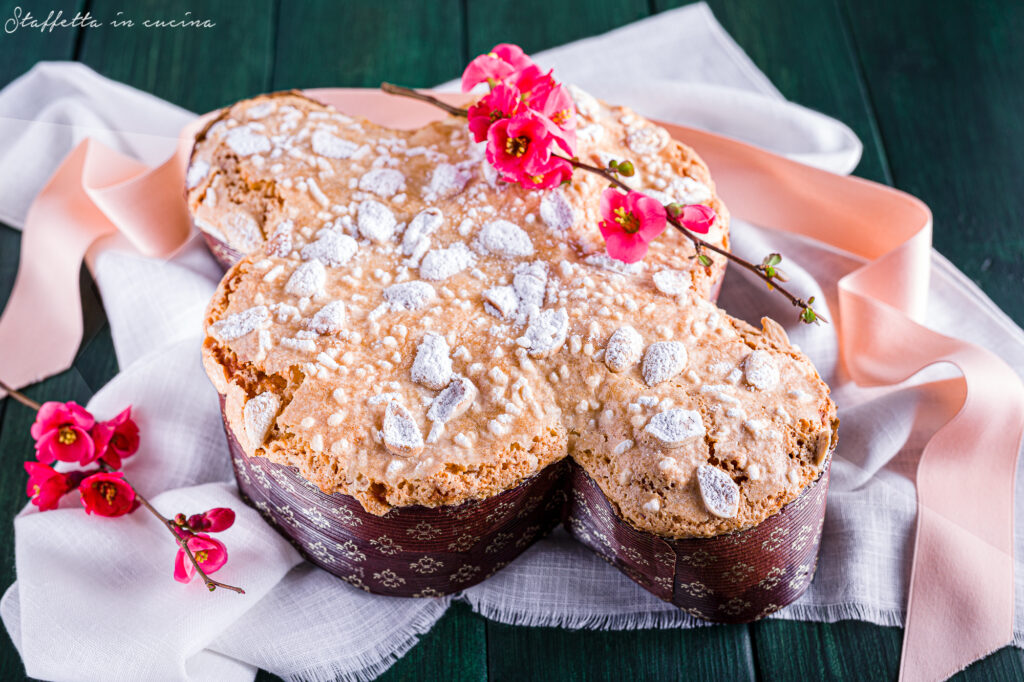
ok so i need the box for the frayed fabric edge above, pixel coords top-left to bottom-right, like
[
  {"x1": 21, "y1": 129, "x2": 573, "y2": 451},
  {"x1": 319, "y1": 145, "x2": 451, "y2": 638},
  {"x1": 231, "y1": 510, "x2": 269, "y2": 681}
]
[
  {"x1": 271, "y1": 599, "x2": 1023, "y2": 682},
  {"x1": 277, "y1": 597, "x2": 452, "y2": 682}
]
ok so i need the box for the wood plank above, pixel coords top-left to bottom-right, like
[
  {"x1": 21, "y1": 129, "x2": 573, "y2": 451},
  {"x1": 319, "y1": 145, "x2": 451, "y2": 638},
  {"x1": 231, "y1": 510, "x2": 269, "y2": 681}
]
[
  {"x1": 751, "y1": 620, "x2": 901, "y2": 679},
  {"x1": 753, "y1": 620, "x2": 1024, "y2": 682},
  {"x1": 653, "y1": 0, "x2": 891, "y2": 184},
  {"x1": 465, "y1": 0, "x2": 650, "y2": 57},
  {"x1": 0, "y1": 229, "x2": 114, "y2": 682},
  {"x1": 378, "y1": 604, "x2": 487, "y2": 682},
  {"x1": 77, "y1": 0, "x2": 276, "y2": 112},
  {"x1": 706, "y1": 0, "x2": 892, "y2": 184},
  {"x1": 486, "y1": 619, "x2": 755, "y2": 681},
  {"x1": 252, "y1": 604, "x2": 487, "y2": 682},
  {"x1": 842, "y1": 0, "x2": 1024, "y2": 325},
  {"x1": 272, "y1": 1, "x2": 466, "y2": 90},
  {"x1": 0, "y1": 0, "x2": 84, "y2": 89}
]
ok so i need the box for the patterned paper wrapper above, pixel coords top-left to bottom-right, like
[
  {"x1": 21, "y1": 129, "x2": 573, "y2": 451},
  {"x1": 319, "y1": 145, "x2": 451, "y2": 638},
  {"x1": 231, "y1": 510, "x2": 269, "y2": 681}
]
[
  {"x1": 223, "y1": 407, "x2": 570, "y2": 596},
  {"x1": 199, "y1": 228, "x2": 246, "y2": 271},
  {"x1": 564, "y1": 461, "x2": 831, "y2": 623},
  {"x1": 223, "y1": 402, "x2": 830, "y2": 619}
]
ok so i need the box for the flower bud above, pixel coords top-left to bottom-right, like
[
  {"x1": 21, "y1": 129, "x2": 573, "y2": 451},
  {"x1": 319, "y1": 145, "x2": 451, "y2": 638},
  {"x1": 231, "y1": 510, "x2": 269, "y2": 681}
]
[
  {"x1": 617, "y1": 160, "x2": 635, "y2": 177},
  {"x1": 191, "y1": 507, "x2": 236, "y2": 533}
]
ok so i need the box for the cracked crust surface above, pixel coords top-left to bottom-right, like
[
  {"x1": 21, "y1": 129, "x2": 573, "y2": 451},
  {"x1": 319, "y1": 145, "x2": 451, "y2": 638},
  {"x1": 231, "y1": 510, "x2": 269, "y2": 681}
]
[{"x1": 197, "y1": 90, "x2": 837, "y2": 537}]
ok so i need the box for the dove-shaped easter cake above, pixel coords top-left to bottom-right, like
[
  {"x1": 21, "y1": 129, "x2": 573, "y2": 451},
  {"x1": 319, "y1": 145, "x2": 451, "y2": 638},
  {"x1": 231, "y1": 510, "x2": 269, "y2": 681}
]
[{"x1": 195, "y1": 89, "x2": 838, "y2": 621}]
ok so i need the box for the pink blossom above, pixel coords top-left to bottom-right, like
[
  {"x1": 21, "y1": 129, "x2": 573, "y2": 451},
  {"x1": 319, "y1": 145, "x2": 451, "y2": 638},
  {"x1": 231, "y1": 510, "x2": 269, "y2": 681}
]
[
  {"x1": 530, "y1": 81, "x2": 577, "y2": 133},
  {"x1": 173, "y1": 533, "x2": 228, "y2": 584},
  {"x1": 676, "y1": 203, "x2": 717, "y2": 234},
  {"x1": 187, "y1": 507, "x2": 236, "y2": 533},
  {"x1": 486, "y1": 111, "x2": 573, "y2": 189},
  {"x1": 91, "y1": 407, "x2": 140, "y2": 470},
  {"x1": 461, "y1": 43, "x2": 535, "y2": 91},
  {"x1": 24, "y1": 461, "x2": 71, "y2": 511},
  {"x1": 598, "y1": 189, "x2": 668, "y2": 263},
  {"x1": 79, "y1": 472, "x2": 137, "y2": 517},
  {"x1": 30, "y1": 401, "x2": 96, "y2": 465},
  {"x1": 467, "y1": 83, "x2": 522, "y2": 143}
]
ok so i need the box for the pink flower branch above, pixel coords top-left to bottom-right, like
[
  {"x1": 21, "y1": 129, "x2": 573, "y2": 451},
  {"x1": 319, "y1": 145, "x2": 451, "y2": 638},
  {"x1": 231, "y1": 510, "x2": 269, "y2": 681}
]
[
  {"x1": 2, "y1": 378, "x2": 245, "y2": 595},
  {"x1": 97, "y1": 461, "x2": 245, "y2": 594},
  {"x1": 381, "y1": 70, "x2": 825, "y2": 325},
  {"x1": 559, "y1": 155, "x2": 826, "y2": 324},
  {"x1": 381, "y1": 82, "x2": 468, "y2": 118}
]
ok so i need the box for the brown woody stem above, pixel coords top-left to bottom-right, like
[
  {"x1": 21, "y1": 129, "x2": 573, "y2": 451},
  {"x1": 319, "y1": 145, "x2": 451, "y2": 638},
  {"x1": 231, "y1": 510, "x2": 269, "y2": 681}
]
[
  {"x1": 381, "y1": 84, "x2": 825, "y2": 323},
  {"x1": 98, "y1": 462, "x2": 246, "y2": 594},
  {"x1": 2, "y1": 380, "x2": 245, "y2": 593},
  {"x1": 0, "y1": 380, "x2": 42, "y2": 410},
  {"x1": 558, "y1": 156, "x2": 825, "y2": 322},
  {"x1": 380, "y1": 82, "x2": 469, "y2": 117}
]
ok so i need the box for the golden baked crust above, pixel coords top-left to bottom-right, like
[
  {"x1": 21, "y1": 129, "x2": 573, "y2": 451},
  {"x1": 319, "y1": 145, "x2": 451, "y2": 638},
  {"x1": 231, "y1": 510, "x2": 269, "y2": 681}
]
[{"x1": 196, "y1": 90, "x2": 837, "y2": 537}]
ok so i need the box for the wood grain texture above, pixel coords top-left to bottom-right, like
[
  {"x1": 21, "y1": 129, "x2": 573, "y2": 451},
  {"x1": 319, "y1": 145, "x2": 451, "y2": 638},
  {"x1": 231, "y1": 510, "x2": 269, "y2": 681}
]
[
  {"x1": 0, "y1": 232, "x2": 117, "y2": 682},
  {"x1": 486, "y1": 620, "x2": 755, "y2": 681},
  {"x1": 78, "y1": 0, "x2": 275, "y2": 112},
  {"x1": 843, "y1": 0, "x2": 1024, "y2": 326},
  {"x1": 699, "y1": 0, "x2": 892, "y2": 185},
  {"x1": 465, "y1": 0, "x2": 649, "y2": 56},
  {"x1": 272, "y1": 0, "x2": 466, "y2": 90},
  {"x1": 0, "y1": 0, "x2": 84, "y2": 89}
]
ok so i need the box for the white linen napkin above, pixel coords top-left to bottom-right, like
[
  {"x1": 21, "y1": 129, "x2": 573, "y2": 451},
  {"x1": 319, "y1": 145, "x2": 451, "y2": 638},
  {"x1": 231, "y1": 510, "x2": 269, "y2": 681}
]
[{"x1": 2, "y1": 4, "x2": 1022, "y2": 681}]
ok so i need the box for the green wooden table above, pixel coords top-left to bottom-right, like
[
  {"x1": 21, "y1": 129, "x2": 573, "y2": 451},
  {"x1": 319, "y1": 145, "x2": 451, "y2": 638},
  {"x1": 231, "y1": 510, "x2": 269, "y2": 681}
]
[{"x1": 2, "y1": 1, "x2": 1022, "y2": 679}]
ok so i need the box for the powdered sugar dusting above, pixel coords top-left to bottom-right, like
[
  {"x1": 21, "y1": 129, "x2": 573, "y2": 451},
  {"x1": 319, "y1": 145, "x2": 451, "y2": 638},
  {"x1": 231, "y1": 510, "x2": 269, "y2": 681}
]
[
  {"x1": 285, "y1": 260, "x2": 326, "y2": 297},
  {"x1": 420, "y1": 243, "x2": 474, "y2": 281},
  {"x1": 301, "y1": 229, "x2": 358, "y2": 266},
  {"x1": 644, "y1": 408, "x2": 704, "y2": 448},
  {"x1": 521, "y1": 308, "x2": 568, "y2": 358},
  {"x1": 483, "y1": 286, "x2": 518, "y2": 319},
  {"x1": 306, "y1": 301, "x2": 346, "y2": 334},
  {"x1": 512, "y1": 261, "x2": 547, "y2": 323},
  {"x1": 696, "y1": 464, "x2": 740, "y2": 518},
  {"x1": 539, "y1": 190, "x2": 576, "y2": 234},
  {"x1": 411, "y1": 332, "x2": 453, "y2": 390},
  {"x1": 424, "y1": 163, "x2": 472, "y2": 201},
  {"x1": 243, "y1": 392, "x2": 281, "y2": 448},
  {"x1": 383, "y1": 281, "x2": 436, "y2": 311},
  {"x1": 382, "y1": 400, "x2": 423, "y2": 457},
  {"x1": 476, "y1": 220, "x2": 534, "y2": 258},
  {"x1": 401, "y1": 208, "x2": 443, "y2": 256},
  {"x1": 642, "y1": 341, "x2": 688, "y2": 386},
  {"x1": 670, "y1": 177, "x2": 713, "y2": 205},
  {"x1": 357, "y1": 200, "x2": 397, "y2": 243},
  {"x1": 186, "y1": 160, "x2": 210, "y2": 189},
  {"x1": 225, "y1": 126, "x2": 271, "y2": 156},
  {"x1": 358, "y1": 168, "x2": 406, "y2": 198},
  {"x1": 604, "y1": 325, "x2": 643, "y2": 373},
  {"x1": 312, "y1": 130, "x2": 360, "y2": 159},
  {"x1": 210, "y1": 305, "x2": 271, "y2": 341},
  {"x1": 584, "y1": 253, "x2": 646, "y2": 275},
  {"x1": 652, "y1": 270, "x2": 690, "y2": 296},
  {"x1": 426, "y1": 376, "x2": 477, "y2": 442},
  {"x1": 266, "y1": 220, "x2": 294, "y2": 257},
  {"x1": 744, "y1": 350, "x2": 780, "y2": 391}
]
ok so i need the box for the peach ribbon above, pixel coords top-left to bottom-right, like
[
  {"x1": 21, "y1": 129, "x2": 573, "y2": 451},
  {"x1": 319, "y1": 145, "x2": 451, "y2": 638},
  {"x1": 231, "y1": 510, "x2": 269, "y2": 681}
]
[{"x1": 1, "y1": 89, "x2": 1020, "y2": 681}]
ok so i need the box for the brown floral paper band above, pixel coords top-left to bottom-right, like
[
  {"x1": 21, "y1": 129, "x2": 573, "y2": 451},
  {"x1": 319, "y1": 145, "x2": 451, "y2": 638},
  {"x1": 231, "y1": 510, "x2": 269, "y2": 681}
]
[
  {"x1": 223, "y1": 412, "x2": 569, "y2": 596},
  {"x1": 222, "y1": 403, "x2": 829, "y2": 620},
  {"x1": 564, "y1": 461, "x2": 830, "y2": 623}
]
